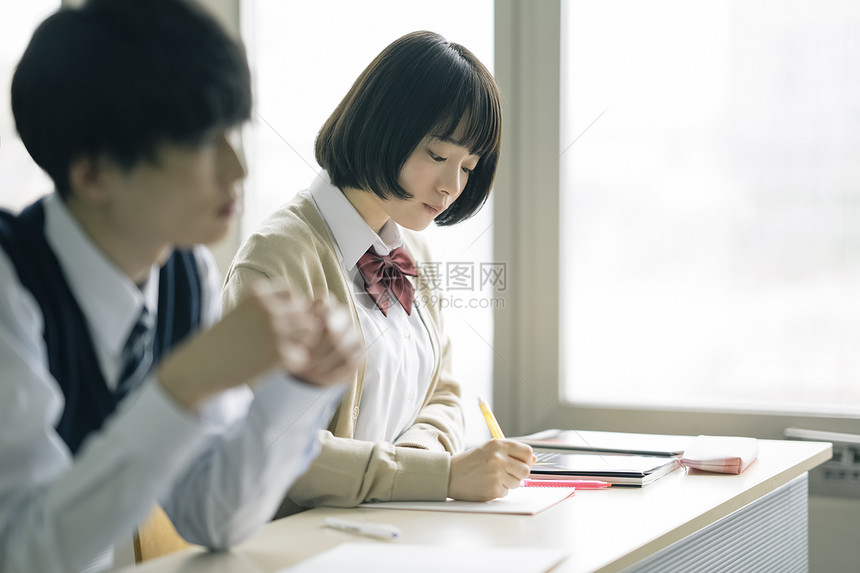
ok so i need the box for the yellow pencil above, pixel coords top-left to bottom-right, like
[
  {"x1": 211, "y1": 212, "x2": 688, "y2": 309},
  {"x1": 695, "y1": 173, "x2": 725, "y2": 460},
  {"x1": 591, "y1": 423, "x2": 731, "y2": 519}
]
[{"x1": 478, "y1": 397, "x2": 505, "y2": 439}]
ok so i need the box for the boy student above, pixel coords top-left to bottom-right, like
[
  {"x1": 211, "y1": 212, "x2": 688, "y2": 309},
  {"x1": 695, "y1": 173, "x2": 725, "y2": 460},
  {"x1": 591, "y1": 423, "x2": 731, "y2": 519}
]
[{"x1": 0, "y1": 0, "x2": 362, "y2": 571}]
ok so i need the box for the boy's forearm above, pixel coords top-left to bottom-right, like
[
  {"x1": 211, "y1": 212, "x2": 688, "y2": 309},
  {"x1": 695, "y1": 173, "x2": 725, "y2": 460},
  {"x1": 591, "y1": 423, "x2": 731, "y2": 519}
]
[{"x1": 163, "y1": 374, "x2": 343, "y2": 548}]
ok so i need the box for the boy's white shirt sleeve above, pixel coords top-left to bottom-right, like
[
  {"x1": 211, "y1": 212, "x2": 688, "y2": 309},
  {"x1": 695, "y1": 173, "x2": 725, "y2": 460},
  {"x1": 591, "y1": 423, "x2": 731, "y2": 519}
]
[
  {"x1": 163, "y1": 372, "x2": 341, "y2": 548},
  {"x1": 0, "y1": 246, "x2": 341, "y2": 572},
  {"x1": 163, "y1": 247, "x2": 343, "y2": 548}
]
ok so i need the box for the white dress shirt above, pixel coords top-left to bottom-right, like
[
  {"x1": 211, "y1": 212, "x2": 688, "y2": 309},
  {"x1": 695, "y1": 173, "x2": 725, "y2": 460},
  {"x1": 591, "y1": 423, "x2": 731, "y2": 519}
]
[
  {"x1": 0, "y1": 194, "x2": 342, "y2": 573},
  {"x1": 308, "y1": 174, "x2": 434, "y2": 443}
]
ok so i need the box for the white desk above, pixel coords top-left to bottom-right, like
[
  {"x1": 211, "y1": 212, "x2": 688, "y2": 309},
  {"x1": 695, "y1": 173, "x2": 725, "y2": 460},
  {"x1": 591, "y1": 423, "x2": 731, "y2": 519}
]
[{"x1": 115, "y1": 438, "x2": 830, "y2": 573}]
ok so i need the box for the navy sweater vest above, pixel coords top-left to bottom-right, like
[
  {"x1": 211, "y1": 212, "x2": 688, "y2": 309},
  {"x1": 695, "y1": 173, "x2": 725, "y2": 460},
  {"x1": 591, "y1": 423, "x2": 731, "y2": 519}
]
[{"x1": 0, "y1": 199, "x2": 202, "y2": 455}]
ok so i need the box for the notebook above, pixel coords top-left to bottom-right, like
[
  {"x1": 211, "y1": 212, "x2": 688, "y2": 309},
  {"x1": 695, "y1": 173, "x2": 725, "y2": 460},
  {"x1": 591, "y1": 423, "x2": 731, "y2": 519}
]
[
  {"x1": 531, "y1": 451, "x2": 681, "y2": 486},
  {"x1": 359, "y1": 485, "x2": 575, "y2": 515},
  {"x1": 679, "y1": 435, "x2": 758, "y2": 474}
]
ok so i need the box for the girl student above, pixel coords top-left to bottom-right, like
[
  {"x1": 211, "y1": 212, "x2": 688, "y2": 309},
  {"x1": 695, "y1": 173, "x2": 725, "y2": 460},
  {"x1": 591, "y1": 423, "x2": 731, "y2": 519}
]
[{"x1": 222, "y1": 31, "x2": 533, "y2": 516}]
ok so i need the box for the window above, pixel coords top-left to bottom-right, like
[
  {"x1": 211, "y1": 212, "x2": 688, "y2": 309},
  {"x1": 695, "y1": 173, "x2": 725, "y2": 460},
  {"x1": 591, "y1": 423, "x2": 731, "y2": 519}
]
[
  {"x1": 559, "y1": 0, "x2": 860, "y2": 416},
  {"x1": 241, "y1": 0, "x2": 496, "y2": 441},
  {"x1": 0, "y1": 2, "x2": 58, "y2": 210},
  {"x1": 492, "y1": 1, "x2": 860, "y2": 437}
]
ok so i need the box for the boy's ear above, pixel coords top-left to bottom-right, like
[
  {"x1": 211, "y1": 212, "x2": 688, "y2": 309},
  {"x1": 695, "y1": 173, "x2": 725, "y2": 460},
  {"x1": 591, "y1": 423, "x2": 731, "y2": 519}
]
[{"x1": 67, "y1": 155, "x2": 114, "y2": 205}]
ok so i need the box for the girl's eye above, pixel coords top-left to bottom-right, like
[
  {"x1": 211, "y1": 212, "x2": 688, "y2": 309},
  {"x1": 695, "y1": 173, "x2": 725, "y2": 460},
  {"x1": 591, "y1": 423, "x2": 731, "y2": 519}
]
[
  {"x1": 462, "y1": 167, "x2": 474, "y2": 175},
  {"x1": 429, "y1": 151, "x2": 446, "y2": 162}
]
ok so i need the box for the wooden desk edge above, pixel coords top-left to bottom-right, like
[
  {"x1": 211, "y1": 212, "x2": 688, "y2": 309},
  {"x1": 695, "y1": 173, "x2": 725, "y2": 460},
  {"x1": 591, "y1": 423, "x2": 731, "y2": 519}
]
[{"x1": 599, "y1": 442, "x2": 832, "y2": 573}]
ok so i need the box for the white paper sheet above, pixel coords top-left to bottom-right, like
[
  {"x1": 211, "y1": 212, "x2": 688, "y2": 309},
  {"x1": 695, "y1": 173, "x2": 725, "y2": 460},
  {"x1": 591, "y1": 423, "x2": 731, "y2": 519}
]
[{"x1": 358, "y1": 486, "x2": 575, "y2": 515}]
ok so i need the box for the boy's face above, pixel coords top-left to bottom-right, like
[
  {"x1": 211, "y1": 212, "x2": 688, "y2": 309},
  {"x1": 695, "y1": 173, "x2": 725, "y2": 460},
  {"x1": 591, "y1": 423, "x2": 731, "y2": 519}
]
[{"x1": 100, "y1": 130, "x2": 245, "y2": 249}]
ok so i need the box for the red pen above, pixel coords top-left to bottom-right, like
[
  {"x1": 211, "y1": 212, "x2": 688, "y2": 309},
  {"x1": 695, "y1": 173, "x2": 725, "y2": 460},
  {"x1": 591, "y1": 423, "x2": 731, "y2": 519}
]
[{"x1": 522, "y1": 479, "x2": 611, "y2": 489}]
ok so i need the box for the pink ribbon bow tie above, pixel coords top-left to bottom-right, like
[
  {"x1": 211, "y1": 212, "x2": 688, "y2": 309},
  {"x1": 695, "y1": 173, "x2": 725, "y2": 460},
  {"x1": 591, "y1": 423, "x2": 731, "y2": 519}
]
[{"x1": 356, "y1": 246, "x2": 418, "y2": 316}]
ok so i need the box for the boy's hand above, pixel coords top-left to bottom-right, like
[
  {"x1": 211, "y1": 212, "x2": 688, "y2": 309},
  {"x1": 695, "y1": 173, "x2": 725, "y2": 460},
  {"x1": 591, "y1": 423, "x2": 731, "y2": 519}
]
[
  {"x1": 447, "y1": 440, "x2": 534, "y2": 501},
  {"x1": 157, "y1": 281, "x2": 360, "y2": 410},
  {"x1": 286, "y1": 298, "x2": 363, "y2": 387}
]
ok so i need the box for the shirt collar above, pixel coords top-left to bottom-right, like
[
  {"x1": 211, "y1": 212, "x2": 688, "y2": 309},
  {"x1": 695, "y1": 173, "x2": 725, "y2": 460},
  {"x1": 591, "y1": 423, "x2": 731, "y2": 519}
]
[
  {"x1": 43, "y1": 194, "x2": 159, "y2": 357},
  {"x1": 309, "y1": 171, "x2": 404, "y2": 271}
]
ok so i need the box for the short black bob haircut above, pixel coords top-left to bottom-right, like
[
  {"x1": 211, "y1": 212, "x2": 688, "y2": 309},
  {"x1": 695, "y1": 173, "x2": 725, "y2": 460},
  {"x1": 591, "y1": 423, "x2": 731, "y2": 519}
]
[
  {"x1": 315, "y1": 31, "x2": 502, "y2": 226},
  {"x1": 12, "y1": 0, "x2": 251, "y2": 199}
]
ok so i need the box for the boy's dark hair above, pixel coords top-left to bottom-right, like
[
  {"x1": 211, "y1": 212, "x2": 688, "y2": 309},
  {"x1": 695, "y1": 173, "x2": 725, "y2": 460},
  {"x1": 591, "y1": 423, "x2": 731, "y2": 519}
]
[
  {"x1": 315, "y1": 31, "x2": 502, "y2": 226},
  {"x1": 12, "y1": 0, "x2": 252, "y2": 198}
]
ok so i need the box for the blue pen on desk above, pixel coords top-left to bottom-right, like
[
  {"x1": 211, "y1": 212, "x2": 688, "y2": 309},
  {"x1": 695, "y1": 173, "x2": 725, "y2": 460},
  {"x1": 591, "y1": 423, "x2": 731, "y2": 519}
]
[{"x1": 323, "y1": 517, "x2": 401, "y2": 540}]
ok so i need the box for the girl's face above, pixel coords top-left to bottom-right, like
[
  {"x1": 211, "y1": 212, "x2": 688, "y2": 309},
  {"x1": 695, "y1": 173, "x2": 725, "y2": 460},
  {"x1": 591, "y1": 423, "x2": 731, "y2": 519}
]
[{"x1": 386, "y1": 134, "x2": 480, "y2": 231}]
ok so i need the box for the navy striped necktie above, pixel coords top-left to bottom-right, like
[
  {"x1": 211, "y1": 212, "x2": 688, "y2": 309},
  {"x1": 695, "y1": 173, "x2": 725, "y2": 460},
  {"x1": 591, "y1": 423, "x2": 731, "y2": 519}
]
[{"x1": 116, "y1": 307, "x2": 155, "y2": 399}]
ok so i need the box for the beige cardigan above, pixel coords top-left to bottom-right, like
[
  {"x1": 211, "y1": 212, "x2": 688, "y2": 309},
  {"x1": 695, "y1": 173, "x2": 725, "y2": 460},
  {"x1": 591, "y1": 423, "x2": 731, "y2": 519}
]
[{"x1": 221, "y1": 192, "x2": 464, "y2": 517}]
